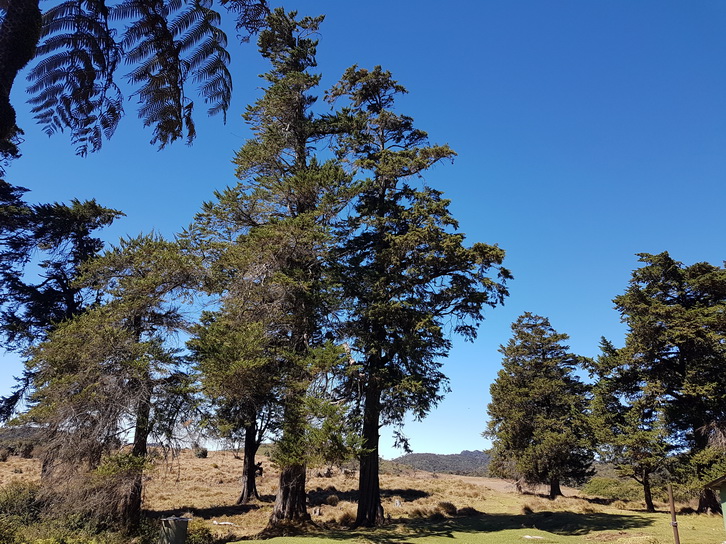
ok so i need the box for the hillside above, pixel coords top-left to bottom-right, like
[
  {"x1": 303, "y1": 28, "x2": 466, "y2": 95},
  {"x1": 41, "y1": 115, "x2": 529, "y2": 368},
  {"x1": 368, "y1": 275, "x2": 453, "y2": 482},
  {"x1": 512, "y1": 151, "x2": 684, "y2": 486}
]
[{"x1": 392, "y1": 450, "x2": 490, "y2": 476}]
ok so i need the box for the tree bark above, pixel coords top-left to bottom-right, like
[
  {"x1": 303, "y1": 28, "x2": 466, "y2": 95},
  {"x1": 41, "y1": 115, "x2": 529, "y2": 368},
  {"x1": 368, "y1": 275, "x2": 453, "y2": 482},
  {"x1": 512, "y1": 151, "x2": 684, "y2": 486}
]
[
  {"x1": 121, "y1": 382, "x2": 151, "y2": 533},
  {"x1": 548, "y1": 477, "x2": 562, "y2": 500},
  {"x1": 698, "y1": 487, "x2": 722, "y2": 514},
  {"x1": 355, "y1": 381, "x2": 384, "y2": 527},
  {"x1": 237, "y1": 421, "x2": 261, "y2": 504},
  {"x1": 642, "y1": 470, "x2": 655, "y2": 513},
  {"x1": 0, "y1": 0, "x2": 41, "y2": 148},
  {"x1": 270, "y1": 463, "x2": 309, "y2": 523}
]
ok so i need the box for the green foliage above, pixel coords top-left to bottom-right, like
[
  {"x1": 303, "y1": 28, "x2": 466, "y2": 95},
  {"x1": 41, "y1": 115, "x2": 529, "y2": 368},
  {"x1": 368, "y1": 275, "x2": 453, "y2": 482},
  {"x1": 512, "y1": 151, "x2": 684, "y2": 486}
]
[
  {"x1": 486, "y1": 313, "x2": 594, "y2": 493},
  {"x1": 0, "y1": 480, "x2": 42, "y2": 524},
  {"x1": 610, "y1": 252, "x2": 726, "y2": 510},
  {"x1": 4, "y1": 0, "x2": 269, "y2": 156},
  {"x1": 93, "y1": 453, "x2": 148, "y2": 478},
  {"x1": 327, "y1": 64, "x2": 508, "y2": 525},
  {"x1": 613, "y1": 252, "x2": 726, "y2": 449},
  {"x1": 582, "y1": 477, "x2": 648, "y2": 502}
]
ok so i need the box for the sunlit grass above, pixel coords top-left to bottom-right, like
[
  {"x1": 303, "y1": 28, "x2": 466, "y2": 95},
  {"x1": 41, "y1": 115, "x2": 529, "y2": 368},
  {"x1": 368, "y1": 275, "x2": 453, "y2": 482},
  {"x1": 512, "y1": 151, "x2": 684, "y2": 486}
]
[{"x1": 2, "y1": 449, "x2": 726, "y2": 543}]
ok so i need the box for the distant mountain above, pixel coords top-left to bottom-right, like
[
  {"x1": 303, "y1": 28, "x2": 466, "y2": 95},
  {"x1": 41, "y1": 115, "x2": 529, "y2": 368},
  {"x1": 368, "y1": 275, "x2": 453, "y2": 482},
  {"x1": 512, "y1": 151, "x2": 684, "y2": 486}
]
[{"x1": 392, "y1": 450, "x2": 490, "y2": 476}]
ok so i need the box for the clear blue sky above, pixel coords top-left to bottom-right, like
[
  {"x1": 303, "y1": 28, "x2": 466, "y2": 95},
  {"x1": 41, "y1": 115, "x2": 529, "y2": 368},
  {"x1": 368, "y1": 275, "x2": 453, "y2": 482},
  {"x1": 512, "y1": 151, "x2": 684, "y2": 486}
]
[{"x1": 3, "y1": 1, "x2": 725, "y2": 459}]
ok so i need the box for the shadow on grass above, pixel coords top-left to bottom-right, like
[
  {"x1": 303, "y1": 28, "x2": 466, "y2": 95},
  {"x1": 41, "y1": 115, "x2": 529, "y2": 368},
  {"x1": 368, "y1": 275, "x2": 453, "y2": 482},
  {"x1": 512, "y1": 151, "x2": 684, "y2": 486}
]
[
  {"x1": 307, "y1": 488, "x2": 430, "y2": 506},
  {"x1": 147, "y1": 495, "x2": 274, "y2": 521},
  {"x1": 295, "y1": 511, "x2": 654, "y2": 543}
]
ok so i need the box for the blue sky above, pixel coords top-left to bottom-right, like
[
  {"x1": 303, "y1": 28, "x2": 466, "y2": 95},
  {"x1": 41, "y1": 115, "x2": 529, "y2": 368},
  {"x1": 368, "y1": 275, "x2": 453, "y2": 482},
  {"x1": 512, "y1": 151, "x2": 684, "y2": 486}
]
[{"x1": 3, "y1": 1, "x2": 725, "y2": 459}]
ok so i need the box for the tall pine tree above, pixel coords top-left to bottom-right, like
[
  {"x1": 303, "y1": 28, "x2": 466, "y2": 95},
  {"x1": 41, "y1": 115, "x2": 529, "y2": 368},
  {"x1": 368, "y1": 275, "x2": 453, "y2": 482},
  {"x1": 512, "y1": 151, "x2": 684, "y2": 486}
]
[
  {"x1": 188, "y1": 9, "x2": 352, "y2": 524},
  {"x1": 613, "y1": 252, "x2": 726, "y2": 512},
  {"x1": 486, "y1": 312, "x2": 593, "y2": 499},
  {"x1": 328, "y1": 66, "x2": 510, "y2": 526}
]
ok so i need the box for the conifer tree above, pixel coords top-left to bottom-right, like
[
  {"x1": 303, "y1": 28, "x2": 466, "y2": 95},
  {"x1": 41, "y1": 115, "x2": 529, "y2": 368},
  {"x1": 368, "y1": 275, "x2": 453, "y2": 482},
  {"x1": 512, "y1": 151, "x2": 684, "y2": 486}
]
[
  {"x1": 486, "y1": 312, "x2": 593, "y2": 499},
  {"x1": 22, "y1": 235, "x2": 197, "y2": 532},
  {"x1": 188, "y1": 307, "x2": 280, "y2": 505},
  {"x1": 327, "y1": 66, "x2": 510, "y2": 526},
  {"x1": 0, "y1": 181, "x2": 122, "y2": 419},
  {"x1": 589, "y1": 338, "x2": 670, "y2": 512},
  {"x1": 613, "y1": 252, "x2": 726, "y2": 512},
  {"x1": 188, "y1": 9, "x2": 353, "y2": 524}
]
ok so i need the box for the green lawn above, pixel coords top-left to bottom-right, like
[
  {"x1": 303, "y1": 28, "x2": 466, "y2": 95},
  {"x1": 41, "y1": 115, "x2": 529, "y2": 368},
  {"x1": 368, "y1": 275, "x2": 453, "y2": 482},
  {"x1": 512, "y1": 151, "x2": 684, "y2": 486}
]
[{"x1": 236, "y1": 510, "x2": 726, "y2": 544}]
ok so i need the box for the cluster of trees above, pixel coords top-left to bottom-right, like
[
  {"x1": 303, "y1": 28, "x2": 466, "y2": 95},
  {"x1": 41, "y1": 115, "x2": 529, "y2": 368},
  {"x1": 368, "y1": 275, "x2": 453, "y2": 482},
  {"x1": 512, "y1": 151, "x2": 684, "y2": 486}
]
[
  {"x1": 0, "y1": 9, "x2": 510, "y2": 533},
  {"x1": 486, "y1": 253, "x2": 726, "y2": 511}
]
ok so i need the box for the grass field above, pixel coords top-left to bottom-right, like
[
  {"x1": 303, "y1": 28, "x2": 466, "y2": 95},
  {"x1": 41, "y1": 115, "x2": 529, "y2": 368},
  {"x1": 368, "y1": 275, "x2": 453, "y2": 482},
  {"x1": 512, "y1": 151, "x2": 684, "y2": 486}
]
[{"x1": 2, "y1": 449, "x2": 725, "y2": 543}]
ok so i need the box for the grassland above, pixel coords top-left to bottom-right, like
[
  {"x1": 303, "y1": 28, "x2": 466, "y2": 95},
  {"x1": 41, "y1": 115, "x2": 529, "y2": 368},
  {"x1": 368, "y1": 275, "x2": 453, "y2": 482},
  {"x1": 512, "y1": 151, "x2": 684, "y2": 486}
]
[{"x1": 2, "y1": 449, "x2": 725, "y2": 543}]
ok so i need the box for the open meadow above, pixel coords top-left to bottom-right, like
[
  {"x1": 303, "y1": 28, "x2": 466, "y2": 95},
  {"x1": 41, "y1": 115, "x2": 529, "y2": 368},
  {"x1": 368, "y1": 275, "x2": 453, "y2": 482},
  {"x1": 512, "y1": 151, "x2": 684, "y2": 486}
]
[{"x1": 3, "y1": 449, "x2": 725, "y2": 544}]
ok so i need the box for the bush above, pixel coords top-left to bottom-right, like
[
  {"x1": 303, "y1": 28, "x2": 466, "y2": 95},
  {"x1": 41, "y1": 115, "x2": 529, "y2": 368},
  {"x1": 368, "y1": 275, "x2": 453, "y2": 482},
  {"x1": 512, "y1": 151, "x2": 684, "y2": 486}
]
[
  {"x1": 186, "y1": 522, "x2": 216, "y2": 544},
  {"x1": 336, "y1": 510, "x2": 355, "y2": 527},
  {"x1": 325, "y1": 494, "x2": 340, "y2": 506},
  {"x1": 0, "y1": 480, "x2": 42, "y2": 524},
  {"x1": 193, "y1": 447, "x2": 208, "y2": 459},
  {"x1": 19, "y1": 442, "x2": 34, "y2": 459},
  {"x1": 436, "y1": 501, "x2": 457, "y2": 516},
  {"x1": 0, "y1": 448, "x2": 9, "y2": 462},
  {"x1": 582, "y1": 477, "x2": 643, "y2": 502},
  {"x1": 0, "y1": 517, "x2": 18, "y2": 544}
]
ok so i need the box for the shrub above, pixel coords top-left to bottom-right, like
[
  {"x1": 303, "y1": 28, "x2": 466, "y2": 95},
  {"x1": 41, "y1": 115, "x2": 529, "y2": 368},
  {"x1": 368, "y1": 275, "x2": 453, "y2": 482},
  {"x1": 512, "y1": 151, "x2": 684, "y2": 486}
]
[
  {"x1": 456, "y1": 506, "x2": 480, "y2": 517},
  {"x1": 436, "y1": 501, "x2": 457, "y2": 516},
  {"x1": 336, "y1": 509, "x2": 356, "y2": 526},
  {"x1": 193, "y1": 447, "x2": 208, "y2": 459},
  {"x1": 0, "y1": 448, "x2": 9, "y2": 462},
  {"x1": 582, "y1": 477, "x2": 642, "y2": 502},
  {"x1": 0, "y1": 480, "x2": 42, "y2": 524},
  {"x1": 186, "y1": 523, "x2": 216, "y2": 544},
  {"x1": 409, "y1": 507, "x2": 431, "y2": 518},
  {"x1": 0, "y1": 517, "x2": 18, "y2": 544},
  {"x1": 325, "y1": 494, "x2": 340, "y2": 506},
  {"x1": 19, "y1": 442, "x2": 34, "y2": 459}
]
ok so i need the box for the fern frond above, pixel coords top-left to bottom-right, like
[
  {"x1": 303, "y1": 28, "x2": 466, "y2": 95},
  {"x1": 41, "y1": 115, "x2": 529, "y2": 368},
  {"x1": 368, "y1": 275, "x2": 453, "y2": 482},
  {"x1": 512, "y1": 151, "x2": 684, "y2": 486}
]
[{"x1": 26, "y1": 0, "x2": 123, "y2": 155}]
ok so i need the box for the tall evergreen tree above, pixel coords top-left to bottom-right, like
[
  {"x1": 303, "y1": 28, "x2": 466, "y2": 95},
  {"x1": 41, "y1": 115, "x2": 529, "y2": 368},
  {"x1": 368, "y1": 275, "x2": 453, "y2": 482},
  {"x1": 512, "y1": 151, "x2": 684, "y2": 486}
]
[
  {"x1": 589, "y1": 338, "x2": 670, "y2": 512},
  {"x1": 613, "y1": 252, "x2": 726, "y2": 512},
  {"x1": 327, "y1": 66, "x2": 510, "y2": 526},
  {"x1": 188, "y1": 9, "x2": 353, "y2": 524},
  {"x1": 22, "y1": 234, "x2": 197, "y2": 532},
  {"x1": 0, "y1": 180, "x2": 121, "y2": 419},
  {"x1": 486, "y1": 312, "x2": 594, "y2": 499},
  {"x1": 188, "y1": 307, "x2": 280, "y2": 505}
]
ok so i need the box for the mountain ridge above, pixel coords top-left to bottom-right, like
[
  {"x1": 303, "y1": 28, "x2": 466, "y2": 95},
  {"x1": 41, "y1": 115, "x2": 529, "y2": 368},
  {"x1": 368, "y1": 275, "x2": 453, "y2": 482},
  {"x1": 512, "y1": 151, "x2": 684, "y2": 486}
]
[{"x1": 391, "y1": 449, "x2": 490, "y2": 476}]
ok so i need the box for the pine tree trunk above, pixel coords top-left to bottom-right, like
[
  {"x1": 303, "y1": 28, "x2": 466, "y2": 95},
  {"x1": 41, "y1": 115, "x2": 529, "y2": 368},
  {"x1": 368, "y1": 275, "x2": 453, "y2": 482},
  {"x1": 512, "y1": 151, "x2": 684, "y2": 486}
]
[
  {"x1": 698, "y1": 487, "x2": 722, "y2": 514},
  {"x1": 270, "y1": 463, "x2": 309, "y2": 523},
  {"x1": 549, "y1": 477, "x2": 562, "y2": 500},
  {"x1": 642, "y1": 470, "x2": 655, "y2": 513},
  {"x1": 237, "y1": 421, "x2": 261, "y2": 504},
  {"x1": 355, "y1": 381, "x2": 385, "y2": 527},
  {"x1": 121, "y1": 390, "x2": 150, "y2": 533}
]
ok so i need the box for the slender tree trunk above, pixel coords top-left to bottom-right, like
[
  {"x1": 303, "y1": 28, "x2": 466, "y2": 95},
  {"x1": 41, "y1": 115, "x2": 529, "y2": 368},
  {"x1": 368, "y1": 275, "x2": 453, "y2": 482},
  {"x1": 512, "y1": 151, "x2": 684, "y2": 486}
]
[
  {"x1": 548, "y1": 477, "x2": 562, "y2": 500},
  {"x1": 237, "y1": 421, "x2": 261, "y2": 504},
  {"x1": 355, "y1": 381, "x2": 384, "y2": 527},
  {"x1": 270, "y1": 463, "x2": 309, "y2": 523},
  {"x1": 642, "y1": 470, "x2": 655, "y2": 513},
  {"x1": 121, "y1": 382, "x2": 151, "y2": 533}
]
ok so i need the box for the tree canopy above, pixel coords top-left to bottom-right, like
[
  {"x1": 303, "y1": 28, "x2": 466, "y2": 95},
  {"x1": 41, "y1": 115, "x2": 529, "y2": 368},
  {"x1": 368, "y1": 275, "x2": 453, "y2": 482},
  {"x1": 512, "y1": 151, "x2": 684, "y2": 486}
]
[{"x1": 486, "y1": 312, "x2": 594, "y2": 499}]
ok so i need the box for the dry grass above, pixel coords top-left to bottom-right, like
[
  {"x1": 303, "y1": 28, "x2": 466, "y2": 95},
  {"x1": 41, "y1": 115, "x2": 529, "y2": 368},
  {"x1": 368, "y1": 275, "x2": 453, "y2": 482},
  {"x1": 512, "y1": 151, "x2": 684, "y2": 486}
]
[
  {"x1": 0, "y1": 455, "x2": 40, "y2": 487},
  {"x1": 3, "y1": 450, "x2": 726, "y2": 543}
]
